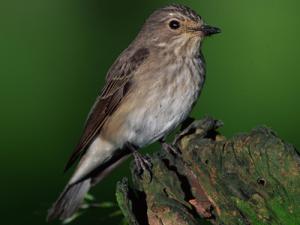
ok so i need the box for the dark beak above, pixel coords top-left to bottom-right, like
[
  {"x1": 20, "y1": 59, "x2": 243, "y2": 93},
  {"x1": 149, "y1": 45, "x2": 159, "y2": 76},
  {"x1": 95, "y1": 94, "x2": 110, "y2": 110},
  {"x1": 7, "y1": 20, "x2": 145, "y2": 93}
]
[{"x1": 200, "y1": 25, "x2": 221, "y2": 36}]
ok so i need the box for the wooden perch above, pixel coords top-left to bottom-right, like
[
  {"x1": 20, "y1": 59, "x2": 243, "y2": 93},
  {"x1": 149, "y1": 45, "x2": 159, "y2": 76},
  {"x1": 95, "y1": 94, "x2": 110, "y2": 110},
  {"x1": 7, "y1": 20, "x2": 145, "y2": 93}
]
[{"x1": 116, "y1": 117, "x2": 300, "y2": 225}]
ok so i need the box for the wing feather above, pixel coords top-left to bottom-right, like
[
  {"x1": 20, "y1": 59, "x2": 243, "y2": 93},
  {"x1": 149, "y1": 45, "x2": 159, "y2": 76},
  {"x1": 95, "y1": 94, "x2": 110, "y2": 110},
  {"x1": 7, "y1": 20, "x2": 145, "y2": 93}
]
[{"x1": 64, "y1": 48, "x2": 149, "y2": 171}]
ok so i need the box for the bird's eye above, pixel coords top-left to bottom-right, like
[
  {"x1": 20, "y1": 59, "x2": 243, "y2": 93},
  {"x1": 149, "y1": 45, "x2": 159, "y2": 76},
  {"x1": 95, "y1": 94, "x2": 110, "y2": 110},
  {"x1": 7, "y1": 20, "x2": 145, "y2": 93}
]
[{"x1": 169, "y1": 20, "x2": 180, "y2": 30}]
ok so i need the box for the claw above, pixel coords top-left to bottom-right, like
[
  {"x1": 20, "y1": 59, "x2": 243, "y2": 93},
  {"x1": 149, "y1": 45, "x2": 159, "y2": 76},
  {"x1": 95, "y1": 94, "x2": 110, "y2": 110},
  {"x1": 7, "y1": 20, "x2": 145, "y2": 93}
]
[
  {"x1": 125, "y1": 142, "x2": 153, "y2": 181},
  {"x1": 159, "y1": 138, "x2": 181, "y2": 155},
  {"x1": 133, "y1": 151, "x2": 152, "y2": 180},
  {"x1": 173, "y1": 117, "x2": 223, "y2": 145}
]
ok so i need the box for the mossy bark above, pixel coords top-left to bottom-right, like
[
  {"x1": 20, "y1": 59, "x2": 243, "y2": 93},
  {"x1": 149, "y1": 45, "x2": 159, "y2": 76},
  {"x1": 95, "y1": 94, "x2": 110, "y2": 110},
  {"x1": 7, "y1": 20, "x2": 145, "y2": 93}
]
[{"x1": 116, "y1": 117, "x2": 300, "y2": 225}]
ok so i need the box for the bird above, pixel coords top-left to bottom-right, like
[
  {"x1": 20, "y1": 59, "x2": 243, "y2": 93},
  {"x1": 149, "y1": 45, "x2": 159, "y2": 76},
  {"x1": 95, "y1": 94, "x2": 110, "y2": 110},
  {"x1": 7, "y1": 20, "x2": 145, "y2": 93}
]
[{"x1": 47, "y1": 4, "x2": 220, "y2": 221}]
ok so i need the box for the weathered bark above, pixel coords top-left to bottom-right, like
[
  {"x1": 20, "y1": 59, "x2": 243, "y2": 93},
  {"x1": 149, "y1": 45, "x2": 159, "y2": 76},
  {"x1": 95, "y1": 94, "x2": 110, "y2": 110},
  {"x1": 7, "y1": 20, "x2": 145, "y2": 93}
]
[{"x1": 116, "y1": 117, "x2": 300, "y2": 225}]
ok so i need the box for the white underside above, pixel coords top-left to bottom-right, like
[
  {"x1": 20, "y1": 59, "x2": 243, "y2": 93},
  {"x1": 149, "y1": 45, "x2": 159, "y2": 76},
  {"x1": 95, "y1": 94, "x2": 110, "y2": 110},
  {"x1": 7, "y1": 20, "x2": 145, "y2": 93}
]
[
  {"x1": 70, "y1": 56, "x2": 205, "y2": 184},
  {"x1": 125, "y1": 58, "x2": 203, "y2": 147}
]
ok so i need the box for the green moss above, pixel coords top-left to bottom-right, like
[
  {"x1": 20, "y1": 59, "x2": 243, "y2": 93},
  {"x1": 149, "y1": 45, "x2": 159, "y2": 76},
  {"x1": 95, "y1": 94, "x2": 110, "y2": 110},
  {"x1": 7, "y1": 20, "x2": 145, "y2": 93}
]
[{"x1": 117, "y1": 118, "x2": 300, "y2": 225}]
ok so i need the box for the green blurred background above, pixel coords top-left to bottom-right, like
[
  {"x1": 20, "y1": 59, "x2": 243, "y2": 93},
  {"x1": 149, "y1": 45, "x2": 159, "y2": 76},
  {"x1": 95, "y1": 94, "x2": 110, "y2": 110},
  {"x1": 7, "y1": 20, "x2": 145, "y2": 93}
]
[{"x1": 1, "y1": 0, "x2": 299, "y2": 224}]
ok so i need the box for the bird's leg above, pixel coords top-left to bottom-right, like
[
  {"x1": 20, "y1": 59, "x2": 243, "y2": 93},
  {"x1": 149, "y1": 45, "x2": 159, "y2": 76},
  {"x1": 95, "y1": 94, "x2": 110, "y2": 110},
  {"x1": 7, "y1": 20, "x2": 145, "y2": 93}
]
[
  {"x1": 180, "y1": 116, "x2": 196, "y2": 131},
  {"x1": 173, "y1": 117, "x2": 223, "y2": 145},
  {"x1": 159, "y1": 137, "x2": 181, "y2": 155},
  {"x1": 125, "y1": 143, "x2": 152, "y2": 178},
  {"x1": 132, "y1": 151, "x2": 152, "y2": 176},
  {"x1": 159, "y1": 117, "x2": 195, "y2": 155},
  {"x1": 173, "y1": 116, "x2": 196, "y2": 145}
]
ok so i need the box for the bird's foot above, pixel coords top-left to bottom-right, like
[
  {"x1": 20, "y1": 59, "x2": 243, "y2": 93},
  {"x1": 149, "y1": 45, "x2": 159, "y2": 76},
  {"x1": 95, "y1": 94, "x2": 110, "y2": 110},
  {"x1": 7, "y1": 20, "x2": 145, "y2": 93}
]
[
  {"x1": 173, "y1": 116, "x2": 223, "y2": 145},
  {"x1": 125, "y1": 142, "x2": 153, "y2": 180},
  {"x1": 159, "y1": 138, "x2": 181, "y2": 156},
  {"x1": 133, "y1": 151, "x2": 152, "y2": 180}
]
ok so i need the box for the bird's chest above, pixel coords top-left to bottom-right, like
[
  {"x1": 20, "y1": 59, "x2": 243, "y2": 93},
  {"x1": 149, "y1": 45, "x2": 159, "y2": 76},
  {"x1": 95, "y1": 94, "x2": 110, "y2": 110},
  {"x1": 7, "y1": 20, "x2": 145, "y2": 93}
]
[{"x1": 128, "y1": 58, "x2": 204, "y2": 146}]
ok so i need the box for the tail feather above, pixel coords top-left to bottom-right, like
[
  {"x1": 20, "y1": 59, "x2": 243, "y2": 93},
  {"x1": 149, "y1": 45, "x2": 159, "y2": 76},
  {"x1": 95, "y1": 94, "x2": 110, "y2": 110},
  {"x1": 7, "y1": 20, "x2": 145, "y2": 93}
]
[
  {"x1": 47, "y1": 143, "x2": 131, "y2": 221},
  {"x1": 47, "y1": 179, "x2": 91, "y2": 221}
]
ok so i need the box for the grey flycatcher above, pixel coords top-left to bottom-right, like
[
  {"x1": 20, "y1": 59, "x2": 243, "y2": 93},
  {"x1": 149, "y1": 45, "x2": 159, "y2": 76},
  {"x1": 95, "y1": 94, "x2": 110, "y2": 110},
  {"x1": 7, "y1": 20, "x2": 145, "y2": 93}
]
[{"x1": 47, "y1": 4, "x2": 220, "y2": 221}]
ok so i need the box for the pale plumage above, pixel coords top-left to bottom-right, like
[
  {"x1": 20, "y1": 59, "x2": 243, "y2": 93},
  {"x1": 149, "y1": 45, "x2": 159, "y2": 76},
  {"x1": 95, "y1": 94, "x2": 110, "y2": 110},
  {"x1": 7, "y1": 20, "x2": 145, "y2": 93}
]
[{"x1": 48, "y1": 4, "x2": 220, "y2": 221}]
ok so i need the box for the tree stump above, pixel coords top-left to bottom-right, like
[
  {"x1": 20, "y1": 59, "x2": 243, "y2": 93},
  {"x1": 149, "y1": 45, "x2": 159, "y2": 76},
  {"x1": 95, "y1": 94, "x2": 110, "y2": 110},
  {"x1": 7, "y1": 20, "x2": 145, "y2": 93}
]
[{"x1": 116, "y1": 117, "x2": 300, "y2": 225}]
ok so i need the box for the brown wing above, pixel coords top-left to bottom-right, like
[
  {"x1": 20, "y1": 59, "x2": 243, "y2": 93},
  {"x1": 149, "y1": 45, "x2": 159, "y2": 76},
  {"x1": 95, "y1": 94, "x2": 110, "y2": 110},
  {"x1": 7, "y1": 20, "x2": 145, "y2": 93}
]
[{"x1": 64, "y1": 48, "x2": 150, "y2": 171}]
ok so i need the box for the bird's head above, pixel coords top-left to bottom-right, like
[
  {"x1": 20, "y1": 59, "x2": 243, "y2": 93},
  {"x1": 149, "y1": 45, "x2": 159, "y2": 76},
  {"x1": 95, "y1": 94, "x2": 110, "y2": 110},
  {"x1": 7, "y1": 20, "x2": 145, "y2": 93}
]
[{"x1": 136, "y1": 4, "x2": 221, "y2": 56}]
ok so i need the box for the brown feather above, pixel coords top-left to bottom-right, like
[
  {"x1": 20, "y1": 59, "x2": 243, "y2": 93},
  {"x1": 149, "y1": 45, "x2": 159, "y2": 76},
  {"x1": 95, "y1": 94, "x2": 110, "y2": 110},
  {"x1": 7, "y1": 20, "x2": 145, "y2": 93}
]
[{"x1": 64, "y1": 47, "x2": 150, "y2": 171}]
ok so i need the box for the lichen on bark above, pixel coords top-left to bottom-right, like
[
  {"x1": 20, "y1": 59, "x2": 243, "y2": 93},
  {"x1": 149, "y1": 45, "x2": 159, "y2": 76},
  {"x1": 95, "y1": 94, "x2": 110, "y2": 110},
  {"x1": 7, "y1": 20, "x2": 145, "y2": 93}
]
[{"x1": 116, "y1": 117, "x2": 300, "y2": 225}]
